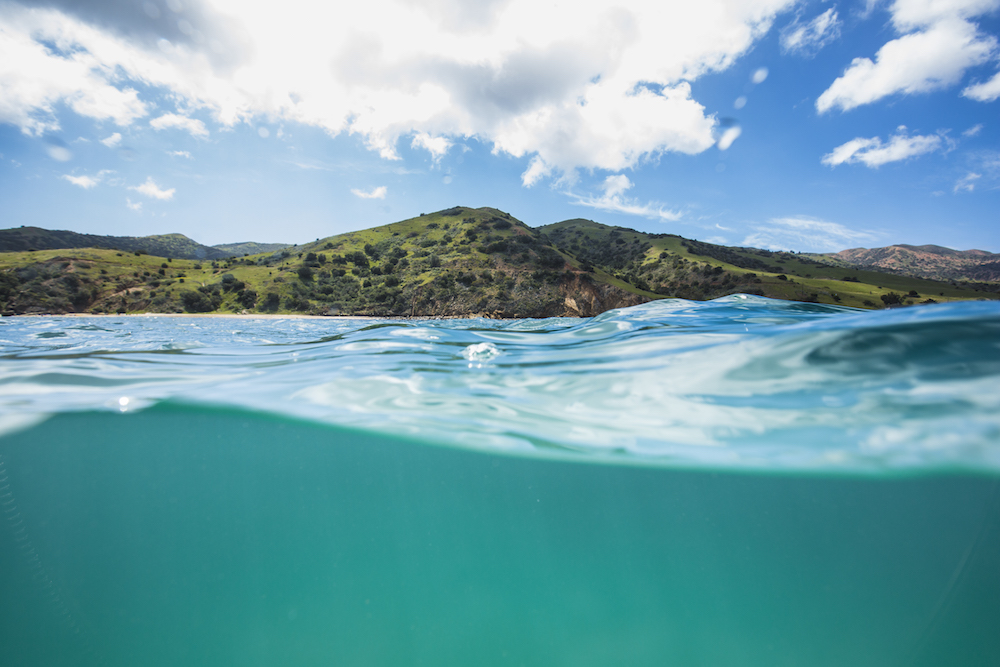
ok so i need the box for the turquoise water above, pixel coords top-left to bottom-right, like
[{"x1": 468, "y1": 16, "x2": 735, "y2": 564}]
[{"x1": 2, "y1": 296, "x2": 1000, "y2": 665}]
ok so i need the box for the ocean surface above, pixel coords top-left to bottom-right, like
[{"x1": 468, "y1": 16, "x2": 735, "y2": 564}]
[{"x1": 1, "y1": 295, "x2": 999, "y2": 666}]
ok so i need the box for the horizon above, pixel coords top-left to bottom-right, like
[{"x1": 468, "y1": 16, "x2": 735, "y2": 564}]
[{"x1": 1, "y1": 0, "x2": 998, "y2": 251}]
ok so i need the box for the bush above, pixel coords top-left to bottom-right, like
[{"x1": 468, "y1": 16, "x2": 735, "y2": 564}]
[
  {"x1": 261, "y1": 292, "x2": 281, "y2": 311},
  {"x1": 880, "y1": 292, "x2": 903, "y2": 306},
  {"x1": 297, "y1": 266, "x2": 314, "y2": 282},
  {"x1": 181, "y1": 290, "x2": 215, "y2": 313}
]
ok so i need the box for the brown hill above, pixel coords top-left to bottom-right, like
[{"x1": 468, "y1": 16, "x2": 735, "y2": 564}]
[{"x1": 813, "y1": 244, "x2": 1000, "y2": 283}]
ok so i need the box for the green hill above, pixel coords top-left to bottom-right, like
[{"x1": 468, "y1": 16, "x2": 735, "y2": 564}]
[
  {"x1": 212, "y1": 241, "x2": 291, "y2": 256},
  {"x1": 0, "y1": 208, "x2": 648, "y2": 316},
  {"x1": 0, "y1": 226, "x2": 246, "y2": 260},
  {"x1": 538, "y1": 219, "x2": 998, "y2": 309},
  {"x1": 0, "y1": 209, "x2": 995, "y2": 317}
]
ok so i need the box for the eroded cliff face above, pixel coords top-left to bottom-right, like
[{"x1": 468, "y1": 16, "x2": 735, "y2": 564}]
[{"x1": 558, "y1": 276, "x2": 649, "y2": 317}]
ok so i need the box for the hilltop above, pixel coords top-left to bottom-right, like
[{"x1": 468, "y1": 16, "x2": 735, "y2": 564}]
[{"x1": 0, "y1": 207, "x2": 995, "y2": 316}]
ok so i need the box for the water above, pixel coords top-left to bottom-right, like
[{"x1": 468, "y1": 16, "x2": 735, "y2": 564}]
[{"x1": 1, "y1": 296, "x2": 999, "y2": 665}]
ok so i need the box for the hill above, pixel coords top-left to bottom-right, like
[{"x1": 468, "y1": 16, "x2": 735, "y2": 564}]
[
  {"x1": 212, "y1": 241, "x2": 291, "y2": 255},
  {"x1": 0, "y1": 208, "x2": 995, "y2": 317},
  {"x1": 0, "y1": 226, "x2": 259, "y2": 261},
  {"x1": 0, "y1": 208, "x2": 647, "y2": 317},
  {"x1": 809, "y1": 245, "x2": 1000, "y2": 283},
  {"x1": 538, "y1": 219, "x2": 997, "y2": 309}
]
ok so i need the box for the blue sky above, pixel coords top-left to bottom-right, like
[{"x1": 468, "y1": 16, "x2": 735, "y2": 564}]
[{"x1": 1, "y1": 0, "x2": 998, "y2": 252}]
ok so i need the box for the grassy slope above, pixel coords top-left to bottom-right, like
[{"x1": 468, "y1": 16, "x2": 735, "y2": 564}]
[
  {"x1": 2, "y1": 210, "x2": 994, "y2": 316},
  {"x1": 0, "y1": 208, "x2": 648, "y2": 316},
  {"x1": 0, "y1": 226, "x2": 233, "y2": 260},
  {"x1": 538, "y1": 219, "x2": 997, "y2": 309}
]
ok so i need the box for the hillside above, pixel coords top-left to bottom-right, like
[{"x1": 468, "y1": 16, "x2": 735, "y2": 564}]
[
  {"x1": 810, "y1": 245, "x2": 1000, "y2": 283},
  {"x1": 0, "y1": 226, "x2": 255, "y2": 261},
  {"x1": 212, "y1": 241, "x2": 291, "y2": 255},
  {"x1": 538, "y1": 219, "x2": 997, "y2": 309},
  {"x1": 1, "y1": 208, "x2": 995, "y2": 317},
  {"x1": 0, "y1": 208, "x2": 648, "y2": 317}
]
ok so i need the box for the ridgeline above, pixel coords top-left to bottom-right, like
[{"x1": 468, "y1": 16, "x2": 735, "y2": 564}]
[{"x1": 0, "y1": 207, "x2": 996, "y2": 317}]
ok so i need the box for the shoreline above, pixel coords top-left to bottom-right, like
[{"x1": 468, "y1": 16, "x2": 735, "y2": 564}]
[{"x1": 0, "y1": 311, "x2": 531, "y2": 321}]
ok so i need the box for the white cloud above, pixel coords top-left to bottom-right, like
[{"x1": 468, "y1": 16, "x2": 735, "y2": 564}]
[
  {"x1": 743, "y1": 216, "x2": 879, "y2": 252},
  {"x1": 963, "y1": 69, "x2": 1000, "y2": 101},
  {"x1": 167, "y1": 150, "x2": 192, "y2": 158},
  {"x1": 0, "y1": 9, "x2": 148, "y2": 135},
  {"x1": 780, "y1": 8, "x2": 841, "y2": 56},
  {"x1": 129, "y1": 176, "x2": 175, "y2": 200},
  {"x1": 150, "y1": 112, "x2": 209, "y2": 138},
  {"x1": 954, "y1": 171, "x2": 981, "y2": 192},
  {"x1": 62, "y1": 173, "x2": 98, "y2": 188},
  {"x1": 100, "y1": 132, "x2": 121, "y2": 147},
  {"x1": 822, "y1": 127, "x2": 943, "y2": 167},
  {"x1": 817, "y1": 19, "x2": 996, "y2": 113},
  {"x1": 568, "y1": 174, "x2": 682, "y2": 221},
  {"x1": 963, "y1": 123, "x2": 984, "y2": 137},
  {"x1": 411, "y1": 132, "x2": 451, "y2": 161},
  {"x1": 0, "y1": 0, "x2": 799, "y2": 183},
  {"x1": 717, "y1": 125, "x2": 742, "y2": 150},
  {"x1": 126, "y1": 197, "x2": 142, "y2": 211},
  {"x1": 351, "y1": 185, "x2": 388, "y2": 199},
  {"x1": 60, "y1": 168, "x2": 115, "y2": 188},
  {"x1": 816, "y1": 0, "x2": 999, "y2": 113}
]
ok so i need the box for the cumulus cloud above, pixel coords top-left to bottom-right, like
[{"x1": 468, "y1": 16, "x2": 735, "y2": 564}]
[
  {"x1": 963, "y1": 123, "x2": 984, "y2": 137},
  {"x1": 743, "y1": 216, "x2": 879, "y2": 252},
  {"x1": 129, "y1": 176, "x2": 175, "y2": 200},
  {"x1": 0, "y1": 0, "x2": 799, "y2": 183},
  {"x1": 568, "y1": 174, "x2": 682, "y2": 220},
  {"x1": 351, "y1": 186, "x2": 388, "y2": 199},
  {"x1": 150, "y1": 112, "x2": 209, "y2": 138},
  {"x1": 822, "y1": 127, "x2": 944, "y2": 167},
  {"x1": 126, "y1": 197, "x2": 142, "y2": 211},
  {"x1": 411, "y1": 133, "x2": 452, "y2": 161},
  {"x1": 963, "y1": 69, "x2": 1000, "y2": 101},
  {"x1": 817, "y1": 0, "x2": 999, "y2": 113},
  {"x1": 780, "y1": 8, "x2": 841, "y2": 56},
  {"x1": 167, "y1": 150, "x2": 192, "y2": 158},
  {"x1": 100, "y1": 132, "x2": 121, "y2": 147}
]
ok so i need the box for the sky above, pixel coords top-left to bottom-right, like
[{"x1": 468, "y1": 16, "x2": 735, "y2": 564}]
[{"x1": 0, "y1": 0, "x2": 998, "y2": 252}]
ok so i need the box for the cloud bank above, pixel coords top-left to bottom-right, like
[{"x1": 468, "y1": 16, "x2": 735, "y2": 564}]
[{"x1": 0, "y1": 0, "x2": 798, "y2": 184}]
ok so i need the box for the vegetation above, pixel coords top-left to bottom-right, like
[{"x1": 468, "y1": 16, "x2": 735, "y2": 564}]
[
  {"x1": 0, "y1": 208, "x2": 995, "y2": 317},
  {"x1": 537, "y1": 218, "x2": 998, "y2": 310},
  {"x1": 0, "y1": 226, "x2": 265, "y2": 260}
]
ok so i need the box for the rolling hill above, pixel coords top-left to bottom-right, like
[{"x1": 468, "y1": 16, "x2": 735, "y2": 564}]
[
  {"x1": 0, "y1": 208, "x2": 996, "y2": 316},
  {"x1": 0, "y1": 226, "x2": 280, "y2": 261}
]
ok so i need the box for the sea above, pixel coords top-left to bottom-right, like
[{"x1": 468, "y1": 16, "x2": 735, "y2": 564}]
[{"x1": 1, "y1": 294, "x2": 998, "y2": 666}]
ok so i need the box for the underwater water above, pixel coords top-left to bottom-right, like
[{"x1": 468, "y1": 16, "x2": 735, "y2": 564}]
[{"x1": 1, "y1": 295, "x2": 999, "y2": 666}]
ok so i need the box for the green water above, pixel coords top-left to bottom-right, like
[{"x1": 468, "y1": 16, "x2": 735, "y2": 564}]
[{"x1": 2, "y1": 404, "x2": 999, "y2": 666}]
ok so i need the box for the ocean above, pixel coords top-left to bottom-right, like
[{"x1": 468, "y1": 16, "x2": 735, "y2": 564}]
[{"x1": 1, "y1": 295, "x2": 999, "y2": 666}]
